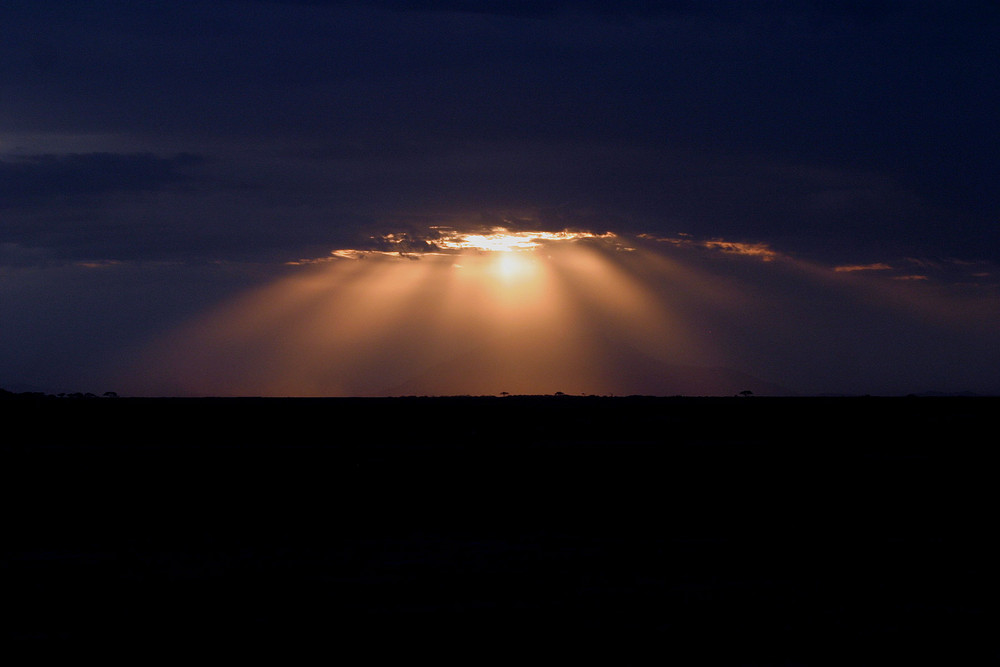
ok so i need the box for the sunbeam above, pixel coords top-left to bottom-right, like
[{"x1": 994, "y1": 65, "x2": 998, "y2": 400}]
[
  {"x1": 124, "y1": 230, "x2": 723, "y2": 396},
  {"x1": 119, "y1": 227, "x2": 1000, "y2": 397}
]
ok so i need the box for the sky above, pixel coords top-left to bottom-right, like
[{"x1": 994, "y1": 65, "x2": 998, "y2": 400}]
[{"x1": 1, "y1": 0, "x2": 998, "y2": 396}]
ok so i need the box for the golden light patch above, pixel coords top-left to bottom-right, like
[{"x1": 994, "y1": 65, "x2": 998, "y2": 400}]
[
  {"x1": 834, "y1": 263, "x2": 893, "y2": 272},
  {"x1": 125, "y1": 229, "x2": 719, "y2": 397},
  {"x1": 492, "y1": 251, "x2": 538, "y2": 281},
  {"x1": 432, "y1": 227, "x2": 614, "y2": 252}
]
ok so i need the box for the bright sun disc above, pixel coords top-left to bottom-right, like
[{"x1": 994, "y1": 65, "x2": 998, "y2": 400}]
[
  {"x1": 460, "y1": 233, "x2": 539, "y2": 252},
  {"x1": 432, "y1": 227, "x2": 614, "y2": 253},
  {"x1": 493, "y1": 251, "x2": 537, "y2": 281}
]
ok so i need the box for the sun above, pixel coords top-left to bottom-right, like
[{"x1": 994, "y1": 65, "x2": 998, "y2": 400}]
[
  {"x1": 492, "y1": 250, "x2": 538, "y2": 281},
  {"x1": 433, "y1": 227, "x2": 613, "y2": 252},
  {"x1": 457, "y1": 232, "x2": 540, "y2": 252}
]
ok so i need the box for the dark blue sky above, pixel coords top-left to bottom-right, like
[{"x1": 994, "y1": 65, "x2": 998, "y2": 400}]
[{"x1": 2, "y1": 0, "x2": 998, "y2": 395}]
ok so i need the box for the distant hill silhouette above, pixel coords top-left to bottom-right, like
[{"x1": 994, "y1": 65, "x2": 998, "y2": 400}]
[{"x1": 385, "y1": 333, "x2": 792, "y2": 397}]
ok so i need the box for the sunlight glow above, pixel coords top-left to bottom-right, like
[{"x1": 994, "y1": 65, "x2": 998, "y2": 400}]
[
  {"x1": 452, "y1": 232, "x2": 539, "y2": 252},
  {"x1": 492, "y1": 251, "x2": 538, "y2": 281},
  {"x1": 433, "y1": 227, "x2": 615, "y2": 252},
  {"x1": 127, "y1": 229, "x2": 722, "y2": 397},
  {"x1": 114, "y1": 224, "x2": 1000, "y2": 398}
]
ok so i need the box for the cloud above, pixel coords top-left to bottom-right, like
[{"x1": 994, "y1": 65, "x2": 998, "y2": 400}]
[
  {"x1": 639, "y1": 234, "x2": 780, "y2": 261},
  {"x1": 211, "y1": 1, "x2": 736, "y2": 19},
  {"x1": 834, "y1": 263, "x2": 893, "y2": 272},
  {"x1": 2, "y1": 1, "x2": 995, "y2": 266},
  {"x1": 0, "y1": 152, "x2": 212, "y2": 265},
  {"x1": 0, "y1": 152, "x2": 203, "y2": 207}
]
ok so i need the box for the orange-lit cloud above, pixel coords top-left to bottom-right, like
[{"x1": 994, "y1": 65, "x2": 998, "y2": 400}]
[
  {"x1": 638, "y1": 234, "x2": 778, "y2": 261},
  {"x1": 834, "y1": 263, "x2": 893, "y2": 272},
  {"x1": 432, "y1": 227, "x2": 618, "y2": 252}
]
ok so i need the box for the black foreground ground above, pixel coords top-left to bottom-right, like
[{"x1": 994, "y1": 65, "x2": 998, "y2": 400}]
[{"x1": 4, "y1": 395, "x2": 995, "y2": 662}]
